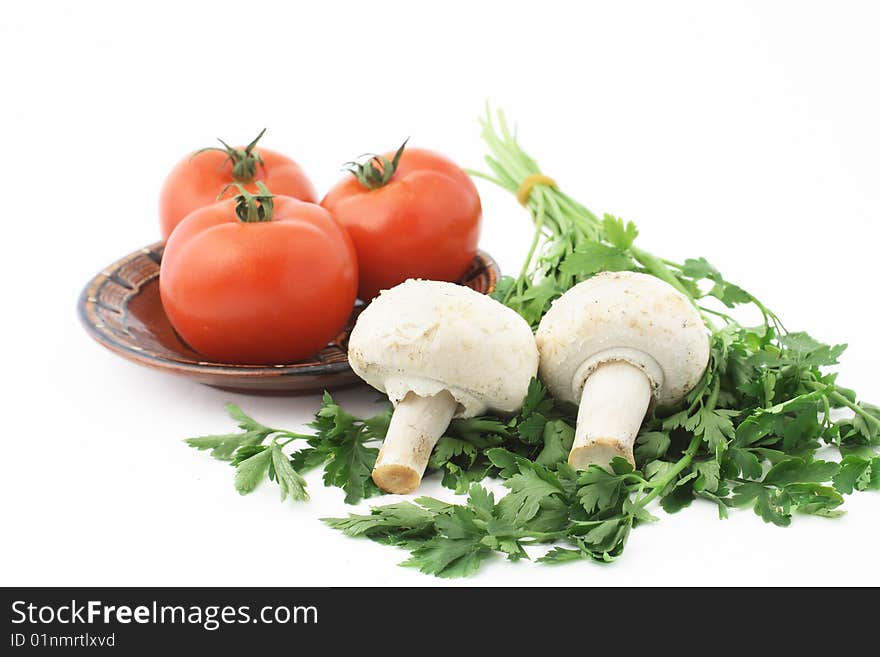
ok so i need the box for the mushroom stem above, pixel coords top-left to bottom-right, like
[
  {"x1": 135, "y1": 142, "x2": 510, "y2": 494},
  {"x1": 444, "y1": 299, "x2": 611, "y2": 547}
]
[
  {"x1": 568, "y1": 361, "x2": 652, "y2": 470},
  {"x1": 372, "y1": 390, "x2": 458, "y2": 494}
]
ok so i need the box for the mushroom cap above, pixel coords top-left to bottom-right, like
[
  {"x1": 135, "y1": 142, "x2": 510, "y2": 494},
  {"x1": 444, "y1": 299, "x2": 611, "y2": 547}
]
[
  {"x1": 536, "y1": 271, "x2": 709, "y2": 407},
  {"x1": 348, "y1": 279, "x2": 539, "y2": 417}
]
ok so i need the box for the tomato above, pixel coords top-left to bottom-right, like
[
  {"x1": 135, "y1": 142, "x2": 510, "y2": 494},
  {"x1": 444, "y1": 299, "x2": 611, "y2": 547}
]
[
  {"x1": 321, "y1": 142, "x2": 481, "y2": 301},
  {"x1": 160, "y1": 186, "x2": 357, "y2": 364},
  {"x1": 159, "y1": 130, "x2": 316, "y2": 240}
]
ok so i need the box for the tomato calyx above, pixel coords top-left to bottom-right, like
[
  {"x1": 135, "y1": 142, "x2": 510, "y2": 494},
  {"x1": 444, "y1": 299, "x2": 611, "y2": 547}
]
[
  {"x1": 343, "y1": 138, "x2": 408, "y2": 190},
  {"x1": 192, "y1": 128, "x2": 267, "y2": 183},
  {"x1": 225, "y1": 182, "x2": 275, "y2": 223}
]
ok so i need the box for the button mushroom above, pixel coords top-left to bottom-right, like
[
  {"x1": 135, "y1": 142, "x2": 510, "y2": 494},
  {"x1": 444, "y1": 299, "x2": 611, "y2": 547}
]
[
  {"x1": 347, "y1": 279, "x2": 539, "y2": 494},
  {"x1": 536, "y1": 271, "x2": 710, "y2": 470}
]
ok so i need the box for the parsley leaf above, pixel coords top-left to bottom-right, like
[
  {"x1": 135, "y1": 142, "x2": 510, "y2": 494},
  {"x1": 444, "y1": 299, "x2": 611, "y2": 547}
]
[
  {"x1": 269, "y1": 443, "x2": 308, "y2": 502},
  {"x1": 559, "y1": 243, "x2": 635, "y2": 279},
  {"x1": 763, "y1": 458, "x2": 840, "y2": 487},
  {"x1": 634, "y1": 431, "x2": 671, "y2": 463},
  {"x1": 233, "y1": 447, "x2": 272, "y2": 495},
  {"x1": 726, "y1": 447, "x2": 763, "y2": 480},
  {"x1": 602, "y1": 214, "x2": 639, "y2": 250},
  {"x1": 288, "y1": 392, "x2": 391, "y2": 504},
  {"x1": 576, "y1": 466, "x2": 625, "y2": 515},
  {"x1": 833, "y1": 455, "x2": 879, "y2": 494},
  {"x1": 498, "y1": 460, "x2": 566, "y2": 525},
  {"x1": 322, "y1": 502, "x2": 437, "y2": 541},
  {"x1": 185, "y1": 404, "x2": 274, "y2": 460},
  {"x1": 535, "y1": 420, "x2": 575, "y2": 468},
  {"x1": 520, "y1": 378, "x2": 554, "y2": 418}
]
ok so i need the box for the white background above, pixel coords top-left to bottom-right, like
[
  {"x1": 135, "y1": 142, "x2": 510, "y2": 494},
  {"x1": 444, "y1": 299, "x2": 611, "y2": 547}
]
[{"x1": 2, "y1": 0, "x2": 878, "y2": 587}]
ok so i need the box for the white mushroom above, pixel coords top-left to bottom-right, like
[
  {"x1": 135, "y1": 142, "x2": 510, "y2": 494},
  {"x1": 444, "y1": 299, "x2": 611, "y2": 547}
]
[
  {"x1": 536, "y1": 271, "x2": 709, "y2": 470},
  {"x1": 348, "y1": 279, "x2": 539, "y2": 494}
]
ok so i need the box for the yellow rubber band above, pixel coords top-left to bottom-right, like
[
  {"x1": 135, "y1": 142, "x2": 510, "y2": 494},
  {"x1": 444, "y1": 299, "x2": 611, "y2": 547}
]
[{"x1": 516, "y1": 174, "x2": 557, "y2": 206}]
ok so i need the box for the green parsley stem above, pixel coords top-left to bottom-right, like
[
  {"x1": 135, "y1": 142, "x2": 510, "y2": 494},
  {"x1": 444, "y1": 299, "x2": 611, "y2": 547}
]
[
  {"x1": 516, "y1": 531, "x2": 569, "y2": 544},
  {"x1": 698, "y1": 306, "x2": 738, "y2": 324},
  {"x1": 822, "y1": 394, "x2": 833, "y2": 429},
  {"x1": 620, "y1": 473, "x2": 651, "y2": 487},
  {"x1": 658, "y1": 258, "x2": 685, "y2": 270},
  {"x1": 464, "y1": 169, "x2": 499, "y2": 185},
  {"x1": 804, "y1": 384, "x2": 880, "y2": 430},
  {"x1": 274, "y1": 432, "x2": 313, "y2": 447},
  {"x1": 510, "y1": 192, "x2": 547, "y2": 303},
  {"x1": 705, "y1": 374, "x2": 721, "y2": 410},
  {"x1": 629, "y1": 247, "x2": 690, "y2": 297},
  {"x1": 634, "y1": 376, "x2": 720, "y2": 508},
  {"x1": 635, "y1": 433, "x2": 703, "y2": 510}
]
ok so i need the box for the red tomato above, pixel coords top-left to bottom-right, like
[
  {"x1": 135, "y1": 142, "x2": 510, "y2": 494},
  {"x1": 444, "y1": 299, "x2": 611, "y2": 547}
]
[
  {"x1": 321, "y1": 143, "x2": 481, "y2": 300},
  {"x1": 159, "y1": 130, "x2": 316, "y2": 240},
  {"x1": 160, "y1": 188, "x2": 357, "y2": 364}
]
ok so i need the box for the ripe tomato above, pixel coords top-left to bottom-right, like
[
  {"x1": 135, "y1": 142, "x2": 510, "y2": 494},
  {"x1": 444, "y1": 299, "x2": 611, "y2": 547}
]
[
  {"x1": 321, "y1": 142, "x2": 481, "y2": 300},
  {"x1": 159, "y1": 130, "x2": 316, "y2": 240},
  {"x1": 160, "y1": 186, "x2": 357, "y2": 364}
]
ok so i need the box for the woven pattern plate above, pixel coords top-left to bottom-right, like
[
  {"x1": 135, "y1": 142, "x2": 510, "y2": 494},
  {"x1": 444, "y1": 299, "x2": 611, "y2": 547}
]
[{"x1": 78, "y1": 243, "x2": 499, "y2": 393}]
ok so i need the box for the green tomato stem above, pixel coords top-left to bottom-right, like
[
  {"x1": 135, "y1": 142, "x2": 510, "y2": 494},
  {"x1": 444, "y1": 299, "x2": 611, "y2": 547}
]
[
  {"x1": 344, "y1": 139, "x2": 408, "y2": 190},
  {"x1": 192, "y1": 128, "x2": 266, "y2": 183},
  {"x1": 227, "y1": 182, "x2": 274, "y2": 223}
]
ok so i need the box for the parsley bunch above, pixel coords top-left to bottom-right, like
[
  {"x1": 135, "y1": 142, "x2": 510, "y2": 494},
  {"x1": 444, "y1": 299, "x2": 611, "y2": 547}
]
[{"x1": 322, "y1": 110, "x2": 879, "y2": 576}]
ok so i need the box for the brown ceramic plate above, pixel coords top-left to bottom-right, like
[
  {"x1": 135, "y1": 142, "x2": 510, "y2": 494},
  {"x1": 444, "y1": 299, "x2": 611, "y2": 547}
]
[{"x1": 78, "y1": 243, "x2": 500, "y2": 394}]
